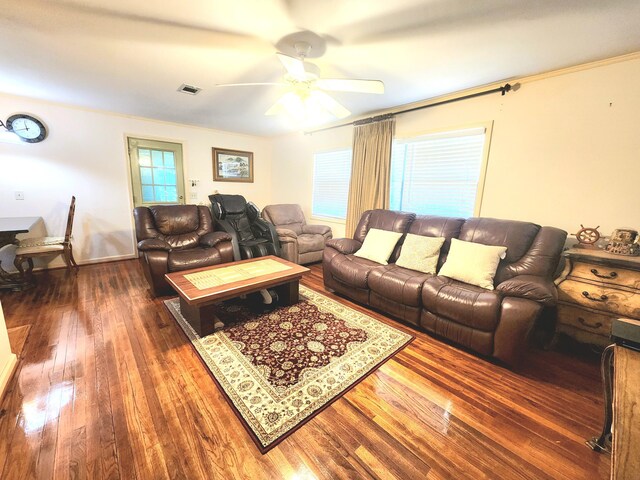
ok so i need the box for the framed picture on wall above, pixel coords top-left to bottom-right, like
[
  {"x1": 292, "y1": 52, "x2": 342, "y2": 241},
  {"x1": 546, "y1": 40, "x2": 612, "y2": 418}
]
[{"x1": 212, "y1": 148, "x2": 254, "y2": 183}]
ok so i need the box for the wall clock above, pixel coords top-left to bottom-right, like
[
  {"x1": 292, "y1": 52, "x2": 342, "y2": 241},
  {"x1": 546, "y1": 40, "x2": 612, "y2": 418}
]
[{"x1": 6, "y1": 114, "x2": 48, "y2": 143}]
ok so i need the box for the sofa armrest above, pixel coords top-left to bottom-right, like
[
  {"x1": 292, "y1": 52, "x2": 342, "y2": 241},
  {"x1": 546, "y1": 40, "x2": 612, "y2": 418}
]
[
  {"x1": 302, "y1": 224, "x2": 332, "y2": 236},
  {"x1": 276, "y1": 228, "x2": 298, "y2": 241},
  {"x1": 326, "y1": 238, "x2": 362, "y2": 255},
  {"x1": 137, "y1": 238, "x2": 172, "y2": 252},
  {"x1": 496, "y1": 275, "x2": 558, "y2": 306},
  {"x1": 200, "y1": 231, "x2": 232, "y2": 248}
]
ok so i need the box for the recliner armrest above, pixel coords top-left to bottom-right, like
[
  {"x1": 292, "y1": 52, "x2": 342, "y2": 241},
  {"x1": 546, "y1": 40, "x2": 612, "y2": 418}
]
[
  {"x1": 496, "y1": 275, "x2": 558, "y2": 306},
  {"x1": 137, "y1": 238, "x2": 172, "y2": 252},
  {"x1": 200, "y1": 231, "x2": 232, "y2": 248},
  {"x1": 276, "y1": 228, "x2": 298, "y2": 241},
  {"x1": 326, "y1": 238, "x2": 362, "y2": 255}
]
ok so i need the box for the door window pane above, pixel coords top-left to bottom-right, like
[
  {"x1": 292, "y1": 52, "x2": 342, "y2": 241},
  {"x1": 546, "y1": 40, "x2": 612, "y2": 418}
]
[
  {"x1": 152, "y1": 150, "x2": 163, "y2": 167},
  {"x1": 165, "y1": 169, "x2": 177, "y2": 185},
  {"x1": 154, "y1": 168, "x2": 166, "y2": 185},
  {"x1": 140, "y1": 167, "x2": 153, "y2": 185},
  {"x1": 142, "y1": 185, "x2": 154, "y2": 202},
  {"x1": 139, "y1": 149, "x2": 151, "y2": 166},
  {"x1": 165, "y1": 186, "x2": 177, "y2": 202}
]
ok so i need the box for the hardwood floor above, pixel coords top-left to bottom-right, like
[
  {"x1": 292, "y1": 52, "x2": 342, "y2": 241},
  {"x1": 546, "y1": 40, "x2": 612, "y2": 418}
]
[{"x1": 0, "y1": 260, "x2": 610, "y2": 479}]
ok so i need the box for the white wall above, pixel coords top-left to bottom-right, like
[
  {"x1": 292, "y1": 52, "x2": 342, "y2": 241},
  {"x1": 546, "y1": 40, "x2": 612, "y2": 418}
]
[
  {"x1": 271, "y1": 127, "x2": 352, "y2": 238},
  {"x1": 271, "y1": 55, "x2": 640, "y2": 239},
  {"x1": 0, "y1": 94, "x2": 272, "y2": 269}
]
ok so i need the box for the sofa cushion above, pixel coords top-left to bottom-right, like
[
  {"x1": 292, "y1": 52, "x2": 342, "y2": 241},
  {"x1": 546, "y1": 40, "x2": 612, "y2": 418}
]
[
  {"x1": 329, "y1": 254, "x2": 381, "y2": 289},
  {"x1": 438, "y1": 238, "x2": 507, "y2": 290},
  {"x1": 368, "y1": 264, "x2": 432, "y2": 307},
  {"x1": 459, "y1": 217, "x2": 539, "y2": 264},
  {"x1": 354, "y1": 228, "x2": 403, "y2": 264},
  {"x1": 149, "y1": 205, "x2": 200, "y2": 235},
  {"x1": 422, "y1": 276, "x2": 503, "y2": 331},
  {"x1": 409, "y1": 215, "x2": 465, "y2": 268},
  {"x1": 297, "y1": 233, "x2": 325, "y2": 254},
  {"x1": 395, "y1": 234, "x2": 445, "y2": 274},
  {"x1": 354, "y1": 210, "x2": 416, "y2": 242},
  {"x1": 168, "y1": 247, "x2": 222, "y2": 272}
]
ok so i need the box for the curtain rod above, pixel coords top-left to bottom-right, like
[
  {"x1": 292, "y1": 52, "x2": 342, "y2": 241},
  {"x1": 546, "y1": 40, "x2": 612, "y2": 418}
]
[{"x1": 305, "y1": 83, "x2": 513, "y2": 135}]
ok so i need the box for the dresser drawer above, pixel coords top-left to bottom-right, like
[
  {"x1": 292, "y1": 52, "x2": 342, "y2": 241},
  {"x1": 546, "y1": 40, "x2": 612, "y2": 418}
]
[
  {"x1": 556, "y1": 304, "x2": 613, "y2": 337},
  {"x1": 570, "y1": 261, "x2": 640, "y2": 290},
  {"x1": 557, "y1": 279, "x2": 640, "y2": 318}
]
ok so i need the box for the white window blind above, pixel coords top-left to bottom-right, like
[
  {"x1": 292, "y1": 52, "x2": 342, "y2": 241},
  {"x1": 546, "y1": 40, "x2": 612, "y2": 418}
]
[
  {"x1": 312, "y1": 149, "x2": 352, "y2": 220},
  {"x1": 390, "y1": 127, "x2": 487, "y2": 217}
]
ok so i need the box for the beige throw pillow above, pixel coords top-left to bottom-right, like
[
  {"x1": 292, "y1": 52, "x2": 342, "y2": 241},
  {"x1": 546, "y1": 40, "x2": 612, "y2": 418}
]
[
  {"x1": 395, "y1": 234, "x2": 445, "y2": 274},
  {"x1": 353, "y1": 228, "x2": 403, "y2": 265},
  {"x1": 438, "y1": 238, "x2": 507, "y2": 290}
]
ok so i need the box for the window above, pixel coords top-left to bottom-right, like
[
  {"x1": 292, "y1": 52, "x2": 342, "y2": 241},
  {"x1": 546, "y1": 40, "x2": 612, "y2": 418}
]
[
  {"x1": 312, "y1": 149, "x2": 352, "y2": 220},
  {"x1": 127, "y1": 138, "x2": 185, "y2": 207},
  {"x1": 390, "y1": 126, "x2": 489, "y2": 217}
]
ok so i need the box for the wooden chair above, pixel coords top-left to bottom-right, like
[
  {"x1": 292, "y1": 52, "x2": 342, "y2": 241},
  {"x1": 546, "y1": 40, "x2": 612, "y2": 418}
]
[{"x1": 14, "y1": 196, "x2": 79, "y2": 278}]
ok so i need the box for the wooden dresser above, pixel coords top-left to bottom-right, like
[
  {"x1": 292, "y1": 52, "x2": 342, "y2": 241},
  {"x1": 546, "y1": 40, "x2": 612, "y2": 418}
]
[{"x1": 555, "y1": 248, "x2": 640, "y2": 346}]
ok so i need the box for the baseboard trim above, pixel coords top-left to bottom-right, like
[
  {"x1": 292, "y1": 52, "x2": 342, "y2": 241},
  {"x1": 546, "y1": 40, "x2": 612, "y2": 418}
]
[
  {"x1": 28, "y1": 253, "x2": 138, "y2": 272},
  {"x1": 0, "y1": 353, "x2": 18, "y2": 401}
]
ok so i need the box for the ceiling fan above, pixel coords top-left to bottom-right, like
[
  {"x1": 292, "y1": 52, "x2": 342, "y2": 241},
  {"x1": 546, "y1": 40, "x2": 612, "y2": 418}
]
[{"x1": 217, "y1": 38, "x2": 384, "y2": 121}]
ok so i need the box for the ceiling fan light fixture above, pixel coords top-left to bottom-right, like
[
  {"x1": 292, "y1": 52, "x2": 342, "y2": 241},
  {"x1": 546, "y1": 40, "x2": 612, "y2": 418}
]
[{"x1": 265, "y1": 89, "x2": 350, "y2": 123}]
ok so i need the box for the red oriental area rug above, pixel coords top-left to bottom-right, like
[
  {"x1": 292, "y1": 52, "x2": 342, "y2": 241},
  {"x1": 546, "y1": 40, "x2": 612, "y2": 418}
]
[{"x1": 165, "y1": 285, "x2": 413, "y2": 453}]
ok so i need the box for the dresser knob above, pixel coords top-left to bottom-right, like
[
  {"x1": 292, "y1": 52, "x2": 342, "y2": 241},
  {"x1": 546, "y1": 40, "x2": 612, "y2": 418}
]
[
  {"x1": 582, "y1": 291, "x2": 608, "y2": 302},
  {"x1": 590, "y1": 268, "x2": 618, "y2": 279},
  {"x1": 578, "y1": 317, "x2": 603, "y2": 329}
]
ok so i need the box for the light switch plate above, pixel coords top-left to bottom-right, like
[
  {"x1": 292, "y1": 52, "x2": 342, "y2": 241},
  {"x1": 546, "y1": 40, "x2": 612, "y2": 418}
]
[{"x1": 15, "y1": 191, "x2": 24, "y2": 200}]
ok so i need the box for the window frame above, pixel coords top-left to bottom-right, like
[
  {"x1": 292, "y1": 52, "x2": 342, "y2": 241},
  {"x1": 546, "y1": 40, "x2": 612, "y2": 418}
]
[
  {"x1": 390, "y1": 121, "x2": 493, "y2": 217},
  {"x1": 127, "y1": 137, "x2": 186, "y2": 208},
  {"x1": 311, "y1": 147, "x2": 353, "y2": 223}
]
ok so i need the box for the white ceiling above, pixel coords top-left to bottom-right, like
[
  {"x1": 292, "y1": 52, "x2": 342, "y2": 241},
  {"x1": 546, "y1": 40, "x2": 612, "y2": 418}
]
[{"x1": 2, "y1": 0, "x2": 640, "y2": 136}]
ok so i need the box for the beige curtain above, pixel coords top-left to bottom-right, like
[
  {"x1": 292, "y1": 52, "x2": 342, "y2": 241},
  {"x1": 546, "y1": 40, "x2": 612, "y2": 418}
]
[{"x1": 345, "y1": 115, "x2": 395, "y2": 237}]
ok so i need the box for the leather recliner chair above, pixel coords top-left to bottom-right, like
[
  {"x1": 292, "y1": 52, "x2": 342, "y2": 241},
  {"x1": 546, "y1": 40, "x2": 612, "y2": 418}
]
[
  {"x1": 133, "y1": 204, "x2": 234, "y2": 296},
  {"x1": 209, "y1": 194, "x2": 281, "y2": 261},
  {"x1": 262, "y1": 204, "x2": 333, "y2": 265}
]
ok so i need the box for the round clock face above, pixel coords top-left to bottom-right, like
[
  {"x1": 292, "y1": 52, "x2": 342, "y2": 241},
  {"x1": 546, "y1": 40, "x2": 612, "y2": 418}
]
[{"x1": 6, "y1": 114, "x2": 47, "y2": 143}]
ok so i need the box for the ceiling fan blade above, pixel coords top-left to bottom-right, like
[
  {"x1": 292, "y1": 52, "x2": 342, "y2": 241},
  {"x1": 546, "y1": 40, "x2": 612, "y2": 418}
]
[
  {"x1": 216, "y1": 82, "x2": 286, "y2": 87},
  {"x1": 276, "y1": 53, "x2": 307, "y2": 80},
  {"x1": 316, "y1": 78, "x2": 385, "y2": 94},
  {"x1": 309, "y1": 91, "x2": 351, "y2": 119}
]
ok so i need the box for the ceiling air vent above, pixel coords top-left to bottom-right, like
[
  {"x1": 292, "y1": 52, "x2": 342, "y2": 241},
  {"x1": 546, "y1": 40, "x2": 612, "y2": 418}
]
[{"x1": 178, "y1": 84, "x2": 202, "y2": 95}]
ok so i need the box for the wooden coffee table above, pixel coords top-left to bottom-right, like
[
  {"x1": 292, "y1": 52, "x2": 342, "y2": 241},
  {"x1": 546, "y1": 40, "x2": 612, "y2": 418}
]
[{"x1": 165, "y1": 255, "x2": 309, "y2": 336}]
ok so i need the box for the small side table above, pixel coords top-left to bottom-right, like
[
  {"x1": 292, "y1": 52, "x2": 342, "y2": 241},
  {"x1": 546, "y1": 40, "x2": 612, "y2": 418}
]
[{"x1": 0, "y1": 216, "x2": 41, "y2": 291}]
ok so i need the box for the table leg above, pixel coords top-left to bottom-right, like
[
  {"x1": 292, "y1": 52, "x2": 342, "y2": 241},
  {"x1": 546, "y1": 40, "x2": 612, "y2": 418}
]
[
  {"x1": 0, "y1": 232, "x2": 31, "y2": 291},
  {"x1": 179, "y1": 298, "x2": 223, "y2": 337},
  {"x1": 276, "y1": 280, "x2": 299, "y2": 306},
  {"x1": 586, "y1": 343, "x2": 615, "y2": 453}
]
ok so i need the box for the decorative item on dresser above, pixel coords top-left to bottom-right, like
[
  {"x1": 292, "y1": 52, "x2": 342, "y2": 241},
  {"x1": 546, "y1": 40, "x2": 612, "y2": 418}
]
[
  {"x1": 555, "y1": 248, "x2": 640, "y2": 347},
  {"x1": 574, "y1": 224, "x2": 601, "y2": 249}
]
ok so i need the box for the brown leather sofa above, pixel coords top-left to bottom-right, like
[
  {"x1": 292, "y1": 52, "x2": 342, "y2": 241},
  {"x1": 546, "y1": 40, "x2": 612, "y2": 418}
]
[
  {"x1": 323, "y1": 209, "x2": 567, "y2": 366},
  {"x1": 133, "y1": 205, "x2": 234, "y2": 296},
  {"x1": 262, "y1": 204, "x2": 333, "y2": 265}
]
